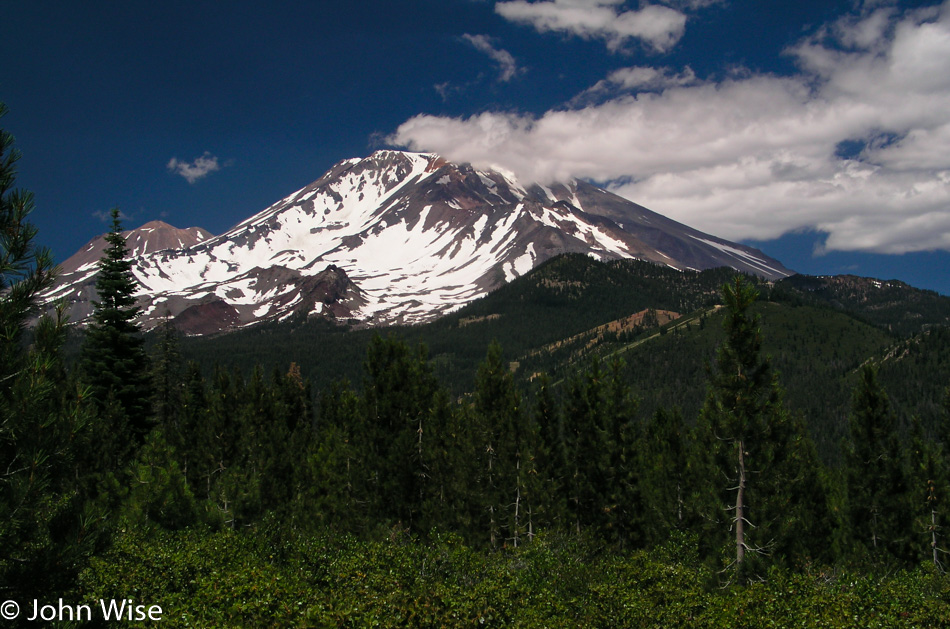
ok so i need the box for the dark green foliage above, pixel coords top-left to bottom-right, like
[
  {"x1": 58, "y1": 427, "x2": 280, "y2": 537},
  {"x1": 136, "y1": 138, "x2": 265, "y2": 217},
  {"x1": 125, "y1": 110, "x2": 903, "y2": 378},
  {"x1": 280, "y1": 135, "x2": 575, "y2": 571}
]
[
  {"x1": 561, "y1": 357, "x2": 640, "y2": 545},
  {"x1": 908, "y1": 415, "x2": 948, "y2": 570},
  {"x1": 876, "y1": 326, "x2": 950, "y2": 440},
  {"x1": 638, "y1": 408, "x2": 697, "y2": 546},
  {"x1": 0, "y1": 108, "x2": 56, "y2": 358},
  {"x1": 123, "y1": 431, "x2": 199, "y2": 530},
  {"x1": 0, "y1": 104, "x2": 94, "y2": 599},
  {"x1": 472, "y1": 341, "x2": 522, "y2": 547},
  {"x1": 775, "y1": 273, "x2": 950, "y2": 337},
  {"x1": 150, "y1": 318, "x2": 183, "y2": 428},
  {"x1": 305, "y1": 379, "x2": 364, "y2": 530},
  {"x1": 108, "y1": 272, "x2": 940, "y2": 576},
  {"x1": 697, "y1": 277, "x2": 829, "y2": 578},
  {"x1": 358, "y1": 334, "x2": 443, "y2": 533},
  {"x1": 844, "y1": 364, "x2": 912, "y2": 565},
  {"x1": 471, "y1": 341, "x2": 549, "y2": 548},
  {"x1": 76, "y1": 527, "x2": 950, "y2": 628},
  {"x1": 80, "y1": 208, "x2": 152, "y2": 443}
]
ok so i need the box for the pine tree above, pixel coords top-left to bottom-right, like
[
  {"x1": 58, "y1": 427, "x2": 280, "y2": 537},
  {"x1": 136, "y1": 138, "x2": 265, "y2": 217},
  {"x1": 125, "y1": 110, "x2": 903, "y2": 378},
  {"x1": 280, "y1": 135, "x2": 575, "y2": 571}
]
[
  {"x1": 80, "y1": 208, "x2": 152, "y2": 443},
  {"x1": 176, "y1": 362, "x2": 210, "y2": 493},
  {"x1": 698, "y1": 276, "x2": 827, "y2": 578},
  {"x1": 418, "y1": 386, "x2": 469, "y2": 536},
  {"x1": 845, "y1": 364, "x2": 911, "y2": 565},
  {"x1": 359, "y1": 334, "x2": 440, "y2": 533},
  {"x1": 562, "y1": 357, "x2": 639, "y2": 544},
  {"x1": 639, "y1": 407, "x2": 691, "y2": 546},
  {"x1": 908, "y1": 416, "x2": 947, "y2": 570},
  {"x1": 529, "y1": 373, "x2": 562, "y2": 536},
  {"x1": 0, "y1": 103, "x2": 94, "y2": 598},
  {"x1": 472, "y1": 341, "x2": 522, "y2": 547},
  {"x1": 150, "y1": 316, "x2": 183, "y2": 429},
  {"x1": 123, "y1": 431, "x2": 198, "y2": 530},
  {"x1": 296, "y1": 378, "x2": 364, "y2": 533}
]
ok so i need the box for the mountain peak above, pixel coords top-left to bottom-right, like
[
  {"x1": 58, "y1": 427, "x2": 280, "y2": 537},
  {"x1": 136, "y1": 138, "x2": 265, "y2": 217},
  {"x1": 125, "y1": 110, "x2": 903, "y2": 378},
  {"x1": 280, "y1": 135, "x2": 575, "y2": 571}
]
[
  {"x1": 137, "y1": 219, "x2": 181, "y2": 231},
  {"x1": 40, "y1": 152, "x2": 792, "y2": 334}
]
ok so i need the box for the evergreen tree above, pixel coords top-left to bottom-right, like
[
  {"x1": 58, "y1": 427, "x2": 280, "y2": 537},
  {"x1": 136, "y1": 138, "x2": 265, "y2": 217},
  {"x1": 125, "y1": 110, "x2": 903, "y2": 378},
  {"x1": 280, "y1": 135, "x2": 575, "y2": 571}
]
[
  {"x1": 122, "y1": 431, "x2": 199, "y2": 530},
  {"x1": 698, "y1": 276, "x2": 827, "y2": 578},
  {"x1": 942, "y1": 382, "x2": 950, "y2": 449},
  {"x1": 176, "y1": 362, "x2": 211, "y2": 493},
  {"x1": 908, "y1": 416, "x2": 947, "y2": 570},
  {"x1": 359, "y1": 334, "x2": 440, "y2": 533},
  {"x1": 845, "y1": 364, "x2": 911, "y2": 565},
  {"x1": 418, "y1": 387, "x2": 471, "y2": 536},
  {"x1": 530, "y1": 373, "x2": 562, "y2": 535},
  {"x1": 562, "y1": 357, "x2": 639, "y2": 544},
  {"x1": 151, "y1": 316, "x2": 184, "y2": 429},
  {"x1": 80, "y1": 207, "x2": 152, "y2": 442},
  {"x1": 302, "y1": 379, "x2": 365, "y2": 533},
  {"x1": 638, "y1": 407, "x2": 692, "y2": 546},
  {"x1": 471, "y1": 341, "x2": 549, "y2": 547},
  {"x1": 472, "y1": 341, "x2": 522, "y2": 547},
  {"x1": 0, "y1": 104, "x2": 94, "y2": 598}
]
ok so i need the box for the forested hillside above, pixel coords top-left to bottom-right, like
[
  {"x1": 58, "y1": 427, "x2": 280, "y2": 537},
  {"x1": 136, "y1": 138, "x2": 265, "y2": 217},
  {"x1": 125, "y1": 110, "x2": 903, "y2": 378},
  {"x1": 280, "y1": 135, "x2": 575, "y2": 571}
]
[
  {"x1": 178, "y1": 253, "x2": 950, "y2": 464},
  {"x1": 6, "y1": 108, "x2": 950, "y2": 625}
]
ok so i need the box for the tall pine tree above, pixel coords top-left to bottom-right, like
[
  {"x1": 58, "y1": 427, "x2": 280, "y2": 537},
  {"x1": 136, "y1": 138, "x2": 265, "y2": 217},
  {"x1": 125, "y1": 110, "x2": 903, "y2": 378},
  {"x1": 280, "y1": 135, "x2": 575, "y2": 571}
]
[
  {"x1": 844, "y1": 364, "x2": 911, "y2": 565},
  {"x1": 80, "y1": 208, "x2": 152, "y2": 444},
  {"x1": 698, "y1": 276, "x2": 828, "y2": 578},
  {"x1": 562, "y1": 357, "x2": 639, "y2": 545},
  {"x1": 472, "y1": 340, "x2": 522, "y2": 548}
]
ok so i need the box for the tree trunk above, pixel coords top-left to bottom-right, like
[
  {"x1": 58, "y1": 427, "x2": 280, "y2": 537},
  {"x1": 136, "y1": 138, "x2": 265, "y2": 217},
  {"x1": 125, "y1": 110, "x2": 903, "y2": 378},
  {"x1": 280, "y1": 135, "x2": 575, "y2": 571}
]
[
  {"x1": 736, "y1": 440, "x2": 746, "y2": 567},
  {"x1": 513, "y1": 454, "x2": 521, "y2": 548}
]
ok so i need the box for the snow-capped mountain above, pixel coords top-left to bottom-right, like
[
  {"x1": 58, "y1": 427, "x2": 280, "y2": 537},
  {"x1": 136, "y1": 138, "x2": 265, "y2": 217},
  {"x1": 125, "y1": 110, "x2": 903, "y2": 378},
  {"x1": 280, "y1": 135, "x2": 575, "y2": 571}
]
[
  {"x1": 41, "y1": 150, "x2": 792, "y2": 334},
  {"x1": 44, "y1": 220, "x2": 214, "y2": 325}
]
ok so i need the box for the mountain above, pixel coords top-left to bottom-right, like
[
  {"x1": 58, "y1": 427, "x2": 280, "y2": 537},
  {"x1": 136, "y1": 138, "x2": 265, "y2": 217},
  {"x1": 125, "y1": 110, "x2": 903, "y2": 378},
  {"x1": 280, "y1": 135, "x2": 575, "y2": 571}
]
[
  {"x1": 41, "y1": 150, "x2": 793, "y2": 334},
  {"x1": 42, "y1": 221, "x2": 213, "y2": 324}
]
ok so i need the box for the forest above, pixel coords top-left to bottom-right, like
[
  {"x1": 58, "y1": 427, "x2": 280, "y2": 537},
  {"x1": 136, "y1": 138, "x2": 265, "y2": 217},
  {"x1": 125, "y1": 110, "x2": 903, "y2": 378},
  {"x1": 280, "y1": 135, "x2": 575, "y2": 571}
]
[{"x1": 4, "y1": 105, "x2": 950, "y2": 626}]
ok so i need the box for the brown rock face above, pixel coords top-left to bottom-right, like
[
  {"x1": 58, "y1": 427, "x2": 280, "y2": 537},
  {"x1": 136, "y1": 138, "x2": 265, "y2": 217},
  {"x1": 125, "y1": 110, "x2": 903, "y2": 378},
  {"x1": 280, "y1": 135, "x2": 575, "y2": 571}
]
[{"x1": 173, "y1": 300, "x2": 242, "y2": 336}]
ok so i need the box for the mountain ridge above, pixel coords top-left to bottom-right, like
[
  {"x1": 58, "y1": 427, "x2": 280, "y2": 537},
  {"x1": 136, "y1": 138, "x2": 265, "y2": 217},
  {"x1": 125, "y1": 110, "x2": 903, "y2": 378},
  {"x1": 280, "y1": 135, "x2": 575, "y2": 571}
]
[{"x1": 41, "y1": 150, "x2": 793, "y2": 334}]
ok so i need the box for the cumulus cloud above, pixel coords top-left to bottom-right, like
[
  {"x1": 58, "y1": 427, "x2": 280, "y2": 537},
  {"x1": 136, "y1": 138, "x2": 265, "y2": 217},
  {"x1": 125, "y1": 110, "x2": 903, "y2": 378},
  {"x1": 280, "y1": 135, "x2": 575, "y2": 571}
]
[
  {"x1": 495, "y1": 0, "x2": 687, "y2": 52},
  {"x1": 462, "y1": 33, "x2": 524, "y2": 81},
  {"x1": 391, "y1": 3, "x2": 950, "y2": 255},
  {"x1": 167, "y1": 152, "x2": 222, "y2": 184}
]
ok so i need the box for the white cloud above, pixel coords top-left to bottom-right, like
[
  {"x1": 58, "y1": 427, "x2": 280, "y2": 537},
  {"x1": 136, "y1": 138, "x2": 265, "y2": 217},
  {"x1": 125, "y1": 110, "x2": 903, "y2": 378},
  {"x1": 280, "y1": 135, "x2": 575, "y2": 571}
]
[
  {"x1": 167, "y1": 152, "x2": 222, "y2": 184},
  {"x1": 391, "y1": 3, "x2": 950, "y2": 255},
  {"x1": 573, "y1": 65, "x2": 697, "y2": 103},
  {"x1": 462, "y1": 33, "x2": 524, "y2": 81},
  {"x1": 495, "y1": 0, "x2": 687, "y2": 52}
]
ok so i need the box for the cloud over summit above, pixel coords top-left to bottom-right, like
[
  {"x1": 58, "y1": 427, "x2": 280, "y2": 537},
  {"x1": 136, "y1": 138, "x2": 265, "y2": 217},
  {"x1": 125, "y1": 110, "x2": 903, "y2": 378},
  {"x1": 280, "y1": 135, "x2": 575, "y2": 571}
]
[{"x1": 393, "y1": 3, "x2": 950, "y2": 256}]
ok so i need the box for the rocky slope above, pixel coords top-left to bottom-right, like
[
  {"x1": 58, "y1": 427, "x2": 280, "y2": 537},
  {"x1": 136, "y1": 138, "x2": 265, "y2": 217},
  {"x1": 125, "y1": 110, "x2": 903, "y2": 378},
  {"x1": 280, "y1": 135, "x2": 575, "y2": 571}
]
[{"x1": 41, "y1": 150, "x2": 792, "y2": 334}]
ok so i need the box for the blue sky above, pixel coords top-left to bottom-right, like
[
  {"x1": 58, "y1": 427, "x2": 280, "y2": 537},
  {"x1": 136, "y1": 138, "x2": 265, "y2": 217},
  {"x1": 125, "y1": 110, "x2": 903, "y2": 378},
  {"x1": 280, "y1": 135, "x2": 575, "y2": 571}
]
[{"x1": 2, "y1": 0, "x2": 949, "y2": 294}]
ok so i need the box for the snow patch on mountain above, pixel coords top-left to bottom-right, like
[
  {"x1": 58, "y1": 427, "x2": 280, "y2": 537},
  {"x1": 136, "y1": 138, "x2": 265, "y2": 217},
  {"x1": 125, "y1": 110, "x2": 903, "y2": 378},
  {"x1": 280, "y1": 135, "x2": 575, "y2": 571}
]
[{"x1": 40, "y1": 150, "x2": 793, "y2": 334}]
